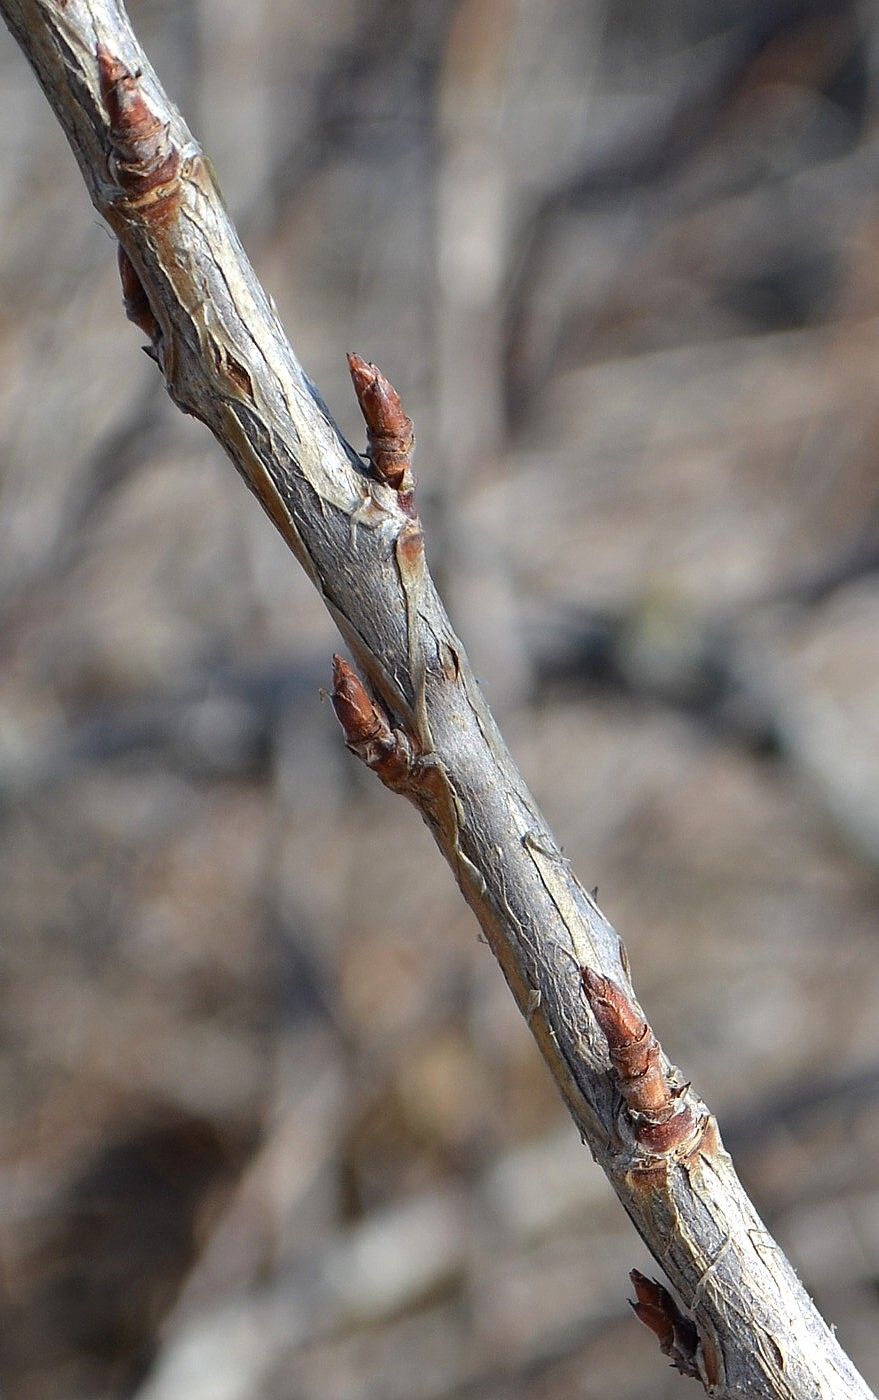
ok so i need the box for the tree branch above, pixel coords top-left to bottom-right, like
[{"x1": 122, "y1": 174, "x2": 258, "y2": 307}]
[{"x1": 0, "y1": 3, "x2": 872, "y2": 1395}]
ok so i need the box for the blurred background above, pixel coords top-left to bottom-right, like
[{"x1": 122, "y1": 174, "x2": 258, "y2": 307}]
[{"x1": 1, "y1": 1, "x2": 878, "y2": 1396}]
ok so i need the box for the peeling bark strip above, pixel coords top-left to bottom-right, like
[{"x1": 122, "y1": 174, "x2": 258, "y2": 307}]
[
  {"x1": 630, "y1": 1271, "x2": 701, "y2": 1381},
  {"x1": 581, "y1": 968, "x2": 697, "y2": 1154},
  {"x1": 0, "y1": 5, "x2": 873, "y2": 1397}
]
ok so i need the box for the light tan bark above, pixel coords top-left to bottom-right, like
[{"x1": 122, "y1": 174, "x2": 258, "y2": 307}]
[{"x1": 0, "y1": 3, "x2": 873, "y2": 1395}]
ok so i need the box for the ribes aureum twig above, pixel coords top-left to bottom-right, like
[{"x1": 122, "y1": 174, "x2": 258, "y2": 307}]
[{"x1": 0, "y1": 5, "x2": 872, "y2": 1397}]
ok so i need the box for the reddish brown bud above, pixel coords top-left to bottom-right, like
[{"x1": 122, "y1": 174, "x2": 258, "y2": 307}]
[
  {"x1": 629, "y1": 1271, "x2": 700, "y2": 1379},
  {"x1": 97, "y1": 46, "x2": 180, "y2": 212},
  {"x1": 582, "y1": 968, "x2": 696, "y2": 1153},
  {"x1": 347, "y1": 352, "x2": 414, "y2": 493},
  {"x1": 331, "y1": 655, "x2": 389, "y2": 748},
  {"x1": 330, "y1": 656, "x2": 411, "y2": 787},
  {"x1": 583, "y1": 968, "x2": 648, "y2": 1054},
  {"x1": 117, "y1": 243, "x2": 159, "y2": 340}
]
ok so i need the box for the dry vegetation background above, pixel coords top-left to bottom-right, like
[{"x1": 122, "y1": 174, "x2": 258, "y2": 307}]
[{"x1": 1, "y1": 1, "x2": 879, "y2": 1396}]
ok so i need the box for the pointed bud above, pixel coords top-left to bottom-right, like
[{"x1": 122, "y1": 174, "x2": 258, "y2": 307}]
[
  {"x1": 629, "y1": 1271, "x2": 699, "y2": 1379},
  {"x1": 582, "y1": 968, "x2": 649, "y2": 1054},
  {"x1": 331, "y1": 655, "x2": 389, "y2": 748},
  {"x1": 117, "y1": 244, "x2": 159, "y2": 341},
  {"x1": 582, "y1": 968, "x2": 696, "y2": 1152},
  {"x1": 97, "y1": 46, "x2": 180, "y2": 212},
  {"x1": 347, "y1": 352, "x2": 414, "y2": 492},
  {"x1": 329, "y1": 656, "x2": 412, "y2": 788}
]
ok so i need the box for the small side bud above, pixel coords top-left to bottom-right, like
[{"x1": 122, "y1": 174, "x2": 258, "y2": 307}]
[
  {"x1": 347, "y1": 352, "x2": 414, "y2": 494},
  {"x1": 582, "y1": 968, "x2": 696, "y2": 1153},
  {"x1": 97, "y1": 46, "x2": 181, "y2": 214},
  {"x1": 331, "y1": 655, "x2": 390, "y2": 748},
  {"x1": 330, "y1": 656, "x2": 411, "y2": 787},
  {"x1": 629, "y1": 1271, "x2": 700, "y2": 1379},
  {"x1": 117, "y1": 244, "x2": 159, "y2": 341}
]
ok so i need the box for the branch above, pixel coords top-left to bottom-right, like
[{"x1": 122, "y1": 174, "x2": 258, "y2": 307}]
[{"x1": 0, "y1": 3, "x2": 872, "y2": 1396}]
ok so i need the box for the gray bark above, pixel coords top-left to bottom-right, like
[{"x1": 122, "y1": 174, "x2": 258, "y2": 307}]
[{"x1": 0, "y1": 2, "x2": 873, "y2": 1395}]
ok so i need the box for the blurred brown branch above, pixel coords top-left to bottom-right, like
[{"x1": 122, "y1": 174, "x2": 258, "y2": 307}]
[{"x1": 0, "y1": 2, "x2": 874, "y2": 1396}]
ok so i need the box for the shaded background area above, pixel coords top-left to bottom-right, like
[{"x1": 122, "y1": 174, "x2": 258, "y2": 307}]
[{"x1": 1, "y1": 1, "x2": 879, "y2": 1395}]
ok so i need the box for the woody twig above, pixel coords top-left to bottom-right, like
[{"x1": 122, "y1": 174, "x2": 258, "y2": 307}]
[{"x1": 0, "y1": 4, "x2": 872, "y2": 1396}]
